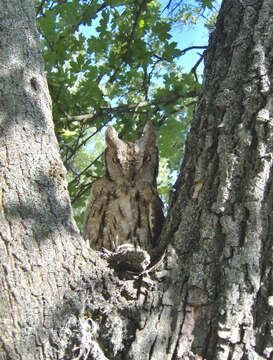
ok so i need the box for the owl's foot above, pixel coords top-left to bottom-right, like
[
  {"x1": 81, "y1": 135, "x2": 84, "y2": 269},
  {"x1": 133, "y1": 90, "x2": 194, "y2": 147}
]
[{"x1": 100, "y1": 244, "x2": 150, "y2": 275}]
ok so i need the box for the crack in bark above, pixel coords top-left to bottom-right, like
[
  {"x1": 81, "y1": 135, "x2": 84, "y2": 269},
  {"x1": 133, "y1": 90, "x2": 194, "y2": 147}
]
[{"x1": 148, "y1": 335, "x2": 157, "y2": 360}]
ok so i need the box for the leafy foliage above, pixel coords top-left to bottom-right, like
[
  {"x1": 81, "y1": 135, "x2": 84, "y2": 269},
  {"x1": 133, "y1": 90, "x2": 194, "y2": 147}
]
[
  {"x1": 204, "y1": 11, "x2": 218, "y2": 32},
  {"x1": 35, "y1": 0, "x2": 217, "y2": 228}
]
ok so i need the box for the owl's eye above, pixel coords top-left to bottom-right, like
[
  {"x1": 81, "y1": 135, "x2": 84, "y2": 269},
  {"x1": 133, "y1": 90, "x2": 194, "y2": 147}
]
[
  {"x1": 112, "y1": 157, "x2": 120, "y2": 164},
  {"x1": 143, "y1": 154, "x2": 151, "y2": 162}
]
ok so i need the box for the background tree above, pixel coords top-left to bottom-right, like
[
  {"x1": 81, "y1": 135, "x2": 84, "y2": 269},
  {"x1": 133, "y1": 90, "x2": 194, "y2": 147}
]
[
  {"x1": 0, "y1": 0, "x2": 272, "y2": 359},
  {"x1": 34, "y1": 0, "x2": 217, "y2": 225}
]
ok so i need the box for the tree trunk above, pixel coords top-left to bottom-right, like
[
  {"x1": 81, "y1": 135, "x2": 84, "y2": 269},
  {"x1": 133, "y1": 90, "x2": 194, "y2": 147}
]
[
  {"x1": 0, "y1": 0, "x2": 272, "y2": 359},
  {"x1": 151, "y1": 0, "x2": 273, "y2": 358},
  {"x1": 0, "y1": 1, "x2": 99, "y2": 358}
]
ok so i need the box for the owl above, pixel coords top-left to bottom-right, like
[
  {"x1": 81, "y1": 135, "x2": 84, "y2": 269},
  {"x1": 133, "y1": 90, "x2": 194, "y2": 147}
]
[{"x1": 83, "y1": 122, "x2": 164, "y2": 254}]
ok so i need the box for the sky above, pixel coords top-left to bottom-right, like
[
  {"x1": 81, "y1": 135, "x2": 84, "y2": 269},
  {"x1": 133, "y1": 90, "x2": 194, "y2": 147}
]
[
  {"x1": 80, "y1": 0, "x2": 221, "y2": 76},
  {"x1": 165, "y1": 3, "x2": 217, "y2": 74},
  {"x1": 162, "y1": 0, "x2": 222, "y2": 73},
  {"x1": 170, "y1": 17, "x2": 209, "y2": 73}
]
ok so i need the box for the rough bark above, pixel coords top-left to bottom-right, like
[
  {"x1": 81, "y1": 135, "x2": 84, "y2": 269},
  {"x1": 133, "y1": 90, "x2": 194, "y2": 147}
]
[
  {"x1": 0, "y1": 0, "x2": 272, "y2": 359},
  {"x1": 153, "y1": 0, "x2": 273, "y2": 358},
  {"x1": 0, "y1": 1, "x2": 100, "y2": 358}
]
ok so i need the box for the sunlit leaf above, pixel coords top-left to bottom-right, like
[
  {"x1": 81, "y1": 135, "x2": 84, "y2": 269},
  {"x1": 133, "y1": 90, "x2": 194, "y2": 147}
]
[{"x1": 35, "y1": 0, "x2": 212, "y2": 226}]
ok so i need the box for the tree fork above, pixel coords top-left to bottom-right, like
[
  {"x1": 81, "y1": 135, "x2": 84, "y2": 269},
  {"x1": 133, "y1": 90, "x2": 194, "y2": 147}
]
[{"x1": 0, "y1": 0, "x2": 272, "y2": 359}]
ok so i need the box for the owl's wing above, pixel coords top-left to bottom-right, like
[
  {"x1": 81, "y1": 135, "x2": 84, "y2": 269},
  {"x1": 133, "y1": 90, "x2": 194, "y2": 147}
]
[{"x1": 83, "y1": 178, "x2": 113, "y2": 249}]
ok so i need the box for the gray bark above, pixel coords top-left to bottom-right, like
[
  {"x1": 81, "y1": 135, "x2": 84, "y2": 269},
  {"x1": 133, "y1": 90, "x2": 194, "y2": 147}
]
[
  {"x1": 0, "y1": 0, "x2": 99, "y2": 358},
  {"x1": 0, "y1": 0, "x2": 272, "y2": 359},
  {"x1": 153, "y1": 0, "x2": 273, "y2": 358}
]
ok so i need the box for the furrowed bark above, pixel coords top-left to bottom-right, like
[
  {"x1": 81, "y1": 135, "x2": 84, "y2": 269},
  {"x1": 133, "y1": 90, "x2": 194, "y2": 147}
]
[
  {"x1": 150, "y1": 0, "x2": 273, "y2": 358},
  {"x1": 125, "y1": 0, "x2": 273, "y2": 358},
  {"x1": 0, "y1": 1, "x2": 98, "y2": 358},
  {"x1": 0, "y1": 0, "x2": 272, "y2": 359}
]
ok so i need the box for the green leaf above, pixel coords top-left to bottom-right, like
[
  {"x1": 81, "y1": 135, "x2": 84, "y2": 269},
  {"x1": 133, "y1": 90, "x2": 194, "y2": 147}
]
[
  {"x1": 36, "y1": 0, "x2": 206, "y2": 226},
  {"x1": 62, "y1": 129, "x2": 77, "y2": 138},
  {"x1": 139, "y1": 19, "x2": 145, "y2": 28}
]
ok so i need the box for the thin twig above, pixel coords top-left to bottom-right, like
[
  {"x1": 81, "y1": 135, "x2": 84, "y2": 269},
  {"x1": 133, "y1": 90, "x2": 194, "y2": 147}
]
[
  {"x1": 71, "y1": 181, "x2": 97, "y2": 204},
  {"x1": 190, "y1": 51, "x2": 206, "y2": 82},
  {"x1": 64, "y1": 119, "x2": 112, "y2": 165},
  {"x1": 181, "y1": 45, "x2": 207, "y2": 55},
  {"x1": 68, "y1": 152, "x2": 103, "y2": 187}
]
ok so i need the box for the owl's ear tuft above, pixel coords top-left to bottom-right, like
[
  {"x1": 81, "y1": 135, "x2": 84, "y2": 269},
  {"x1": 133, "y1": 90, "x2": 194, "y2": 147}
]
[
  {"x1": 141, "y1": 122, "x2": 157, "y2": 148},
  {"x1": 106, "y1": 126, "x2": 122, "y2": 149}
]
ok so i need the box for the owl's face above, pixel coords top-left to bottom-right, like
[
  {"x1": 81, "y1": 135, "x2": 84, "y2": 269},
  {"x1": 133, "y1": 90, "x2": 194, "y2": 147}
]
[{"x1": 104, "y1": 122, "x2": 158, "y2": 187}]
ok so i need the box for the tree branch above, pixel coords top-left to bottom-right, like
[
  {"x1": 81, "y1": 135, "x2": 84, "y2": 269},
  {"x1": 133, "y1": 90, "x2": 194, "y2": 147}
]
[
  {"x1": 181, "y1": 45, "x2": 207, "y2": 55},
  {"x1": 64, "y1": 90, "x2": 198, "y2": 124},
  {"x1": 35, "y1": 0, "x2": 47, "y2": 16},
  {"x1": 63, "y1": 119, "x2": 112, "y2": 165},
  {"x1": 71, "y1": 180, "x2": 97, "y2": 204},
  {"x1": 190, "y1": 51, "x2": 207, "y2": 82},
  {"x1": 69, "y1": 152, "x2": 103, "y2": 188}
]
